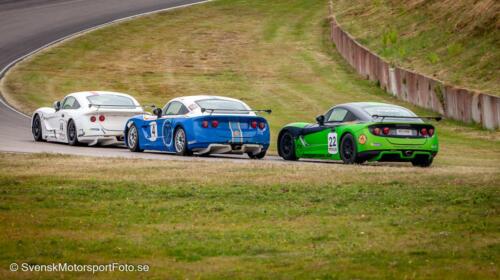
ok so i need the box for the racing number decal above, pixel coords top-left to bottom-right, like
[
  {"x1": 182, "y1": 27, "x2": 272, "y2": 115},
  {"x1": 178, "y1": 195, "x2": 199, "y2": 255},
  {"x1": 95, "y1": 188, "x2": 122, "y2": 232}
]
[
  {"x1": 149, "y1": 122, "x2": 158, "y2": 141},
  {"x1": 327, "y1": 132, "x2": 338, "y2": 154}
]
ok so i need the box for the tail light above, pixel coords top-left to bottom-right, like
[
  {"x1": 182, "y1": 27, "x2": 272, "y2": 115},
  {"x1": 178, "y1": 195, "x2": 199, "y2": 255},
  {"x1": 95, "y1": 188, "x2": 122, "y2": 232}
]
[
  {"x1": 99, "y1": 115, "x2": 106, "y2": 122},
  {"x1": 428, "y1": 128, "x2": 434, "y2": 136},
  {"x1": 421, "y1": 128, "x2": 428, "y2": 136},
  {"x1": 202, "y1": 120, "x2": 209, "y2": 128},
  {"x1": 373, "y1": 127, "x2": 381, "y2": 135},
  {"x1": 90, "y1": 116, "x2": 96, "y2": 122},
  {"x1": 211, "y1": 120, "x2": 219, "y2": 128},
  {"x1": 251, "y1": 121, "x2": 258, "y2": 129},
  {"x1": 382, "y1": 127, "x2": 390, "y2": 135},
  {"x1": 258, "y1": 122, "x2": 266, "y2": 129}
]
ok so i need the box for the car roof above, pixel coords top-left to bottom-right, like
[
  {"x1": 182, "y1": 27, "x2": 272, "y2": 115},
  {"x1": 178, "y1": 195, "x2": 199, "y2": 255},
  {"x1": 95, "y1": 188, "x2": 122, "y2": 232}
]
[
  {"x1": 67, "y1": 91, "x2": 133, "y2": 98},
  {"x1": 171, "y1": 95, "x2": 247, "y2": 104},
  {"x1": 331, "y1": 102, "x2": 415, "y2": 121},
  {"x1": 66, "y1": 91, "x2": 139, "y2": 105},
  {"x1": 165, "y1": 95, "x2": 254, "y2": 116},
  {"x1": 337, "y1": 102, "x2": 404, "y2": 109}
]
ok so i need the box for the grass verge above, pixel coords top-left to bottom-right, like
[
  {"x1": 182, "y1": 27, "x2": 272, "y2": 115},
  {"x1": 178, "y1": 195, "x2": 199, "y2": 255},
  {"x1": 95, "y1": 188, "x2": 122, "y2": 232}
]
[{"x1": 0, "y1": 152, "x2": 499, "y2": 279}]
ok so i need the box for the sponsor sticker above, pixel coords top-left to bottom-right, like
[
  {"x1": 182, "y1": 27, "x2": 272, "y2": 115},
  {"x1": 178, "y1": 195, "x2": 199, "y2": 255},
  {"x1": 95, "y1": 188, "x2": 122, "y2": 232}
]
[
  {"x1": 328, "y1": 132, "x2": 338, "y2": 154},
  {"x1": 149, "y1": 122, "x2": 158, "y2": 141}
]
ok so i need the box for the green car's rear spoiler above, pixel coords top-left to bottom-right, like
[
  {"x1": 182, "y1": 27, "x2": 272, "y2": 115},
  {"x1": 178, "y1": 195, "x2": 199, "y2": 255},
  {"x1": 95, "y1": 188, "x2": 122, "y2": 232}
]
[{"x1": 372, "y1": 115, "x2": 442, "y2": 121}]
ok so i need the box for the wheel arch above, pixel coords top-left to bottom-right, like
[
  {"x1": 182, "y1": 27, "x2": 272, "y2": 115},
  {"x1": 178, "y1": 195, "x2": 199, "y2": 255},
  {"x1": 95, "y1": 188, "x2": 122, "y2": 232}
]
[{"x1": 124, "y1": 119, "x2": 138, "y2": 147}]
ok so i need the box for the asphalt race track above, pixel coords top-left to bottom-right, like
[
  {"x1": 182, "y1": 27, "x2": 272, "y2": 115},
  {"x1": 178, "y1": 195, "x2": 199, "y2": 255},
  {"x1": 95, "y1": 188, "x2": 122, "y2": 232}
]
[{"x1": 0, "y1": 0, "x2": 284, "y2": 163}]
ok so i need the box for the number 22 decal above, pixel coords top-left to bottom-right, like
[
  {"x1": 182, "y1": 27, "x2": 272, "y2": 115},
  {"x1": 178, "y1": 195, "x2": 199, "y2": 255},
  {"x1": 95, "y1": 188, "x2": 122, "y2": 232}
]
[{"x1": 328, "y1": 132, "x2": 338, "y2": 154}]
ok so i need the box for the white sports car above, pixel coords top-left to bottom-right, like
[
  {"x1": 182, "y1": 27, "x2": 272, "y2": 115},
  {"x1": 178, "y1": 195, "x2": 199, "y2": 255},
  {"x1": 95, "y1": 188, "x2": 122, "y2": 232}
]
[{"x1": 31, "y1": 91, "x2": 143, "y2": 146}]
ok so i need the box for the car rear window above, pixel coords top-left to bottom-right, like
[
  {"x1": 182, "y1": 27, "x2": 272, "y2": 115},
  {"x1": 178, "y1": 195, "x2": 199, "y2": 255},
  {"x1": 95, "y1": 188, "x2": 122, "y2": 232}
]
[
  {"x1": 87, "y1": 94, "x2": 135, "y2": 107},
  {"x1": 363, "y1": 105, "x2": 421, "y2": 122},
  {"x1": 196, "y1": 99, "x2": 249, "y2": 114}
]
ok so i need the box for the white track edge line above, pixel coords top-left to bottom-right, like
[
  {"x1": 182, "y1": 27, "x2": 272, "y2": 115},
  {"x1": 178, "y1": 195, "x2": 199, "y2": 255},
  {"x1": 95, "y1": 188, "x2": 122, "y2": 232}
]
[{"x1": 0, "y1": 0, "x2": 212, "y2": 119}]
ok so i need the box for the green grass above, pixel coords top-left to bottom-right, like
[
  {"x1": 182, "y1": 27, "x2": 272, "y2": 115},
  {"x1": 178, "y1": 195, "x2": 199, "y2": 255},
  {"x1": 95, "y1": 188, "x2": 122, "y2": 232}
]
[
  {"x1": 0, "y1": 152, "x2": 499, "y2": 279},
  {"x1": 331, "y1": 0, "x2": 500, "y2": 96}
]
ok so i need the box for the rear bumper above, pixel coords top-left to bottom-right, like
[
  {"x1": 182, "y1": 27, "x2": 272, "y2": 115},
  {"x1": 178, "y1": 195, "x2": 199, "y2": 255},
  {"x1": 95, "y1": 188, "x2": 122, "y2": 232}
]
[
  {"x1": 192, "y1": 144, "x2": 265, "y2": 155},
  {"x1": 358, "y1": 150, "x2": 438, "y2": 162},
  {"x1": 78, "y1": 128, "x2": 124, "y2": 146}
]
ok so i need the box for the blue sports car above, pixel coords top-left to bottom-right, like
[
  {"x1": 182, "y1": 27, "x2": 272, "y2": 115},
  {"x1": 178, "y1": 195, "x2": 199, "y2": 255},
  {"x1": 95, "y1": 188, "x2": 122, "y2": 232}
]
[{"x1": 124, "y1": 96, "x2": 271, "y2": 159}]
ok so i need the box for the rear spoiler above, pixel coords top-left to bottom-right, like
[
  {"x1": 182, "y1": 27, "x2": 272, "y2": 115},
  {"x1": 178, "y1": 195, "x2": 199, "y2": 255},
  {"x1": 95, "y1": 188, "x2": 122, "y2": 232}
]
[
  {"x1": 201, "y1": 108, "x2": 272, "y2": 115},
  {"x1": 372, "y1": 115, "x2": 442, "y2": 121}
]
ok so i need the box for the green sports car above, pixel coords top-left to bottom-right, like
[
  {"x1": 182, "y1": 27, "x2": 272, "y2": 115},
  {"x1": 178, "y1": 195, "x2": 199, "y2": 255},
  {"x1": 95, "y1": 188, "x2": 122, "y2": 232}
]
[{"x1": 277, "y1": 102, "x2": 440, "y2": 167}]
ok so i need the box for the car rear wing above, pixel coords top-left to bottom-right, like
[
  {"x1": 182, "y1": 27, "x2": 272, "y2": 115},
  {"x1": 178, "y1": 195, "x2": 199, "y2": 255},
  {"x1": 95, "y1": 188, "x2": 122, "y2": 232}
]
[
  {"x1": 200, "y1": 108, "x2": 272, "y2": 115},
  {"x1": 372, "y1": 115, "x2": 442, "y2": 122}
]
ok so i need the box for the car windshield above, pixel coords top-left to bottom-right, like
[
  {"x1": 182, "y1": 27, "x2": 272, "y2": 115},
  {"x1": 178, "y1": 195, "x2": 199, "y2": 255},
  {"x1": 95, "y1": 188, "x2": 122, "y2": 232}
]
[
  {"x1": 196, "y1": 99, "x2": 249, "y2": 114},
  {"x1": 363, "y1": 105, "x2": 422, "y2": 122},
  {"x1": 87, "y1": 94, "x2": 135, "y2": 108}
]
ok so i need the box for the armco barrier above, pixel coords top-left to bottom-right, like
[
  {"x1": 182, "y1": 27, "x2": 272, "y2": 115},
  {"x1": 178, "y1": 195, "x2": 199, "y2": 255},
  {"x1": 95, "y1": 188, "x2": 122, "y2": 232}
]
[{"x1": 329, "y1": 2, "x2": 499, "y2": 129}]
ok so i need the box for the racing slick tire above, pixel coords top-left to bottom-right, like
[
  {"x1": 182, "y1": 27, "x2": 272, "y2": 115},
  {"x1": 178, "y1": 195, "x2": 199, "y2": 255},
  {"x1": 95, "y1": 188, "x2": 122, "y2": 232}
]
[
  {"x1": 411, "y1": 156, "x2": 433, "y2": 167},
  {"x1": 127, "y1": 124, "x2": 143, "y2": 152},
  {"x1": 340, "y1": 133, "x2": 364, "y2": 164},
  {"x1": 278, "y1": 131, "x2": 298, "y2": 161},
  {"x1": 248, "y1": 149, "x2": 267, "y2": 159},
  {"x1": 32, "y1": 114, "x2": 45, "y2": 142},
  {"x1": 174, "y1": 127, "x2": 192, "y2": 156},
  {"x1": 67, "y1": 119, "x2": 81, "y2": 146}
]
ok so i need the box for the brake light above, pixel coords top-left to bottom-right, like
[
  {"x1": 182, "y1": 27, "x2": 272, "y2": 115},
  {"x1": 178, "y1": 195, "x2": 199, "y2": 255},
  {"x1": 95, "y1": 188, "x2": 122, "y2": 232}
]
[
  {"x1": 428, "y1": 128, "x2": 434, "y2": 136},
  {"x1": 251, "y1": 121, "x2": 258, "y2": 129},
  {"x1": 202, "y1": 120, "x2": 209, "y2": 128},
  {"x1": 421, "y1": 128, "x2": 428, "y2": 136},
  {"x1": 373, "y1": 127, "x2": 381, "y2": 135},
  {"x1": 211, "y1": 120, "x2": 219, "y2": 128},
  {"x1": 383, "y1": 127, "x2": 390, "y2": 135},
  {"x1": 99, "y1": 115, "x2": 105, "y2": 122},
  {"x1": 90, "y1": 116, "x2": 96, "y2": 122},
  {"x1": 258, "y1": 122, "x2": 266, "y2": 129}
]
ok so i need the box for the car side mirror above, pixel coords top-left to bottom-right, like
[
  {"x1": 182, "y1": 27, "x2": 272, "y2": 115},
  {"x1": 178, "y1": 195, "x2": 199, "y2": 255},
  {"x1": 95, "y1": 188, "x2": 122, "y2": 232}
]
[
  {"x1": 316, "y1": 115, "x2": 325, "y2": 125},
  {"x1": 53, "y1": 101, "x2": 61, "y2": 111},
  {"x1": 153, "y1": 108, "x2": 162, "y2": 118}
]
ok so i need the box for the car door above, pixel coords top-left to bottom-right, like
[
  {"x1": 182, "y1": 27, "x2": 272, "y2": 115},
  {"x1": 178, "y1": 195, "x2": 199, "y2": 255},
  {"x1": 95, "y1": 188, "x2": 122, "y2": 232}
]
[
  {"x1": 43, "y1": 103, "x2": 61, "y2": 139},
  {"x1": 302, "y1": 108, "x2": 349, "y2": 158},
  {"x1": 145, "y1": 101, "x2": 188, "y2": 151},
  {"x1": 54, "y1": 96, "x2": 79, "y2": 141}
]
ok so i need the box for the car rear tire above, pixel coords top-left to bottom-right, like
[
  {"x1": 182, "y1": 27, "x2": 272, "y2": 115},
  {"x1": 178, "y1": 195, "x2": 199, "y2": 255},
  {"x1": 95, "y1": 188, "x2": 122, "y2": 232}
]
[
  {"x1": 248, "y1": 149, "x2": 267, "y2": 159},
  {"x1": 174, "y1": 127, "x2": 192, "y2": 156},
  {"x1": 340, "y1": 133, "x2": 363, "y2": 164},
  {"x1": 67, "y1": 120, "x2": 80, "y2": 146},
  {"x1": 411, "y1": 156, "x2": 433, "y2": 167},
  {"x1": 278, "y1": 131, "x2": 298, "y2": 161},
  {"x1": 127, "y1": 124, "x2": 143, "y2": 152},
  {"x1": 32, "y1": 114, "x2": 44, "y2": 142}
]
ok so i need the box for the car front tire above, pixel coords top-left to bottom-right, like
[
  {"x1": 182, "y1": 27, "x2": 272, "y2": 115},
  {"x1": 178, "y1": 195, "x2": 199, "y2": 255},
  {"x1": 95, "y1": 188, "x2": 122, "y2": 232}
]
[
  {"x1": 127, "y1": 124, "x2": 143, "y2": 152},
  {"x1": 32, "y1": 114, "x2": 44, "y2": 142}
]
